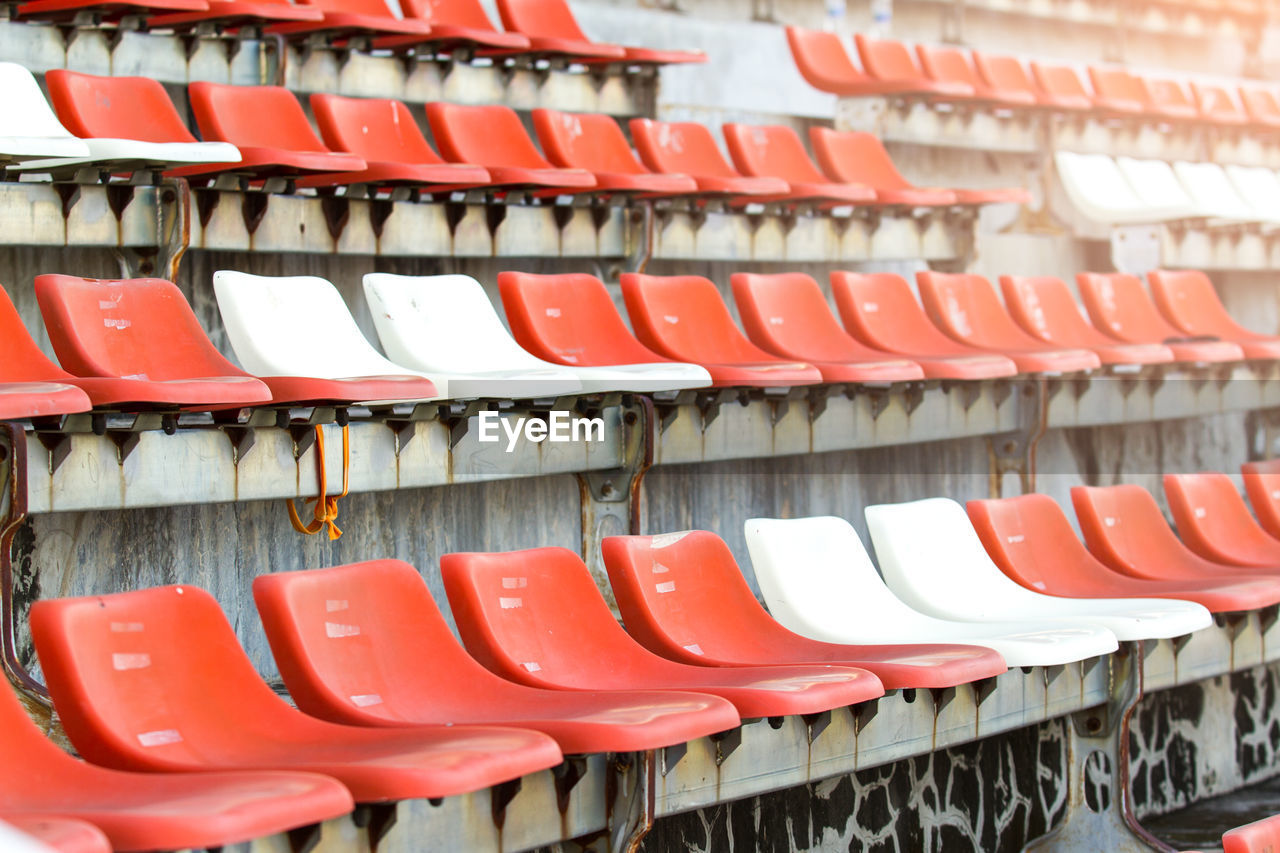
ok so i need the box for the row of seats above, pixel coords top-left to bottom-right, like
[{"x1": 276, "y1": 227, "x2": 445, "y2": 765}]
[
  {"x1": 2, "y1": 266, "x2": 1271, "y2": 420},
  {"x1": 3, "y1": 65, "x2": 1026, "y2": 209},
  {"x1": 15, "y1": 0, "x2": 703, "y2": 69},
  {"x1": 12, "y1": 460, "x2": 1280, "y2": 848},
  {"x1": 1056, "y1": 150, "x2": 1280, "y2": 226},
  {"x1": 789, "y1": 27, "x2": 1280, "y2": 131}
]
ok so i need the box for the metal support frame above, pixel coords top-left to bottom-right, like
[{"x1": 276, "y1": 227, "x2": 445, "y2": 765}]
[
  {"x1": 986, "y1": 377, "x2": 1049, "y2": 498},
  {"x1": 0, "y1": 423, "x2": 43, "y2": 702}
]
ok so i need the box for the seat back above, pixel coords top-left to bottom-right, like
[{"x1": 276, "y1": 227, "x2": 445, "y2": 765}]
[
  {"x1": 298, "y1": 0, "x2": 396, "y2": 17},
  {"x1": 363, "y1": 272, "x2": 540, "y2": 372},
  {"x1": 1069, "y1": 484, "x2": 1195, "y2": 575},
  {"x1": 440, "y1": 547, "x2": 655, "y2": 686},
  {"x1": 0, "y1": 672, "x2": 97, "y2": 788},
  {"x1": 973, "y1": 53, "x2": 1036, "y2": 98},
  {"x1": 189, "y1": 83, "x2": 328, "y2": 152},
  {"x1": 495, "y1": 0, "x2": 588, "y2": 41},
  {"x1": 212, "y1": 270, "x2": 416, "y2": 379},
  {"x1": 1226, "y1": 165, "x2": 1280, "y2": 219},
  {"x1": 602, "y1": 530, "x2": 787, "y2": 661},
  {"x1": 629, "y1": 118, "x2": 742, "y2": 180},
  {"x1": 425, "y1": 103, "x2": 552, "y2": 169},
  {"x1": 854, "y1": 33, "x2": 927, "y2": 82},
  {"x1": 532, "y1": 110, "x2": 647, "y2": 175},
  {"x1": 46, "y1": 71, "x2": 197, "y2": 144},
  {"x1": 916, "y1": 271, "x2": 1042, "y2": 349},
  {"x1": 1223, "y1": 813, "x2": 1280, "y2": 853},
  {"x1": 310, "y1": 95, "x2": 446, "y2": 165},
  {"x1": 1192, "y1": 82, "x2": 1245, "y2": 122},
  {"x1": 0, "y1": 285, "x2": 74, "y2": 383},
  {"x1": 0, "y1": 63, "x2": 78, "y2": 142},
  {"x1": 785, "y1": 26, "x2": 866, "y2": 93},
  {"x1": 915, "y1": 45, "x2": 982, "y2": 89},
  {"x1": 34, "y1": 276, "x2": 250, "y2": 382},
  {"x1": 1054, "y1": 152, "x2": 1147, "y2": 221},
  {"x1": 400, "y1": 0, "x2": 497, "y2": 28},
  {"x1": 808, "y1": 127, "x2": 910, "y2": 189},
  {"x1": 497, "y1": 271, "x2": 667, "y2": 365},
  {"x1": 1088, "y1": 67, "x2": 1150, "y2": 106},
  {"x1": 721, "y1": 123, "x2": 829, "y2": 184},
  {"x1": 1115, "y1": 157, "x2": 1196, "y2": 213},
  {"x1": 1146, "y1": 77, "x2": 1194, "y2": 113},
  {"x1": 1242, "y1": 459, "x2": 1280, "y2": 540},
  {"x1": 1240, "y1": 87, "x2": 1280, "y2": 124},
  {"x1": 999, "y1": 275, "x2": 1108, "y2": 346},
  {"x1": 967, "y1": 493, "x2": 1114, "y2": 592},
  {"x1": 829, "y1": 271, "x2": 958, "y2": 353},
  {"x1": 1163, "y1": 472, "x2": 1279, "y2": 562},
  {"x1": 1147, "y1": 269, "x2": 1243, "y2": 338},
  {"x1": 731, "y1": 272, "x2": 865, "y2": 362},
  {"x1": 1076, "y1": 271, "x2": 1181, "y2": 342},
  {"x1": 254, "y1": 560, "x2": 502, "y2": 723},
  {"x1": 1031, "y1": 63, "x2": 1091, "y2": 100},
  {"x1": 1173, "y1": 161, "x2": 1253, "y2": 219},
  {"x1": 620, "y1": 273, "x2": 776, "y2": 364},
  {"x1": 30, "y1": 585, "x2": 294, "y2": 769}
]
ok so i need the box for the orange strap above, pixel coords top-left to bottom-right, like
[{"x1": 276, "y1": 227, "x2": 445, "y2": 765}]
[{"x1": 286, "y1": 424, "x2": 350, "y2": 541}]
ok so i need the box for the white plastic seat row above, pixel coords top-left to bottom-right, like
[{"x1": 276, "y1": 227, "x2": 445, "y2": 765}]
[{"x1": 213, "y1": 271, "x2": 710, "y2": 401}]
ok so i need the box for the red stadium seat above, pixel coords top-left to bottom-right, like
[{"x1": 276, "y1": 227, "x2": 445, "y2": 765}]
[
  {"x1": 853, "y1": 34, "x2": 974, "y2": 99},
  {"x1": 305, "y1": 95, "x2": 490, "y2": 192},
  {"x1": 1240, "y1": 86, "x2": 1280, "y2": 129},
  {"x1": 396, "y1": 0, "x2": 530, "y2": 50},
  {"x1": 730, "y1": 272, "x2": 925, "y2": 383},
  {"x1": 0, "y1": 679, "x2": 352, "y2": 851},
  {"x1": 629, "y1": 119, "x2": 790, "y2": 198},
  {"x1": 149, "y1": 0, "x2": 322, "y2": 29},
  {"x1": 178, "y1": 84, "x2": 366, "y2": 182},
  {"x1": 601, "y1": 531, "x2": 1007, "y2": 689},
  {"x1": 253, "y1": 560, "x2": 740, "y2": 754},
  {"x1": 721, "y1": 123, "x2": 876, "y2": 205},
  {"x1": 266, "y1": 0, "x2": 435, "y2": 45},
  {"x1": 17, "y1": 0, "x2": 204, "y2": 24},
  {"x1": 619, "y1": 273, "x2": 824, "y2": 388},
  {"x1": 973, "y1": 53, "x2": 1084, "y2": 111},
  {"x1": 1223, "y1": 812, "x2": 1280, "y2": 853},
  {"x1": 828, "y1": 271, "x2": 1019, "y2": 380},
  {"x1": 3, "y1": 816, "x2": 109, "y2": 853},
  {"x1": 809, "y1": 128, "x2": 1027, "y2": 205},
  {"x1": 494, "y1": 0, "x2": 704, "y2": 64},
  {"x1": 1191, "y1": 82, "x2": 1249, "y2": 125},
  {"x1": 1147, "y1": 269, "x2": 1280, "y2": 360},
  {"x1": 0, "y1": 287, "x2": 92, "y2": 419},
  {"x1": 1028, "y1": 63, "x2": 1098, "y2": 112},
  {"x1": 33, "y1": 276, "x2": 273, "y2": 411},
  {"x1": 531, "y1": 110, "x2": 697, "y2": 195},
  {"x1": 30, "y1": 585, "x2": 564, "y2": 802},
  {"x1": 1072, "y1": 484, "x2": 1278, "y2": 583},
  {"x1": 785, "y1": 27, "x2": 898, "y2": 97},
  {"x1": 998, "y1": 275, "x2": 1175, "y2": 366},
  {"x1": 440, "y1": 546, "x2": 884, "y2": 718},
  {"x1": 968, "y1": 493, "x2": 1280, "y2": 613},
  {"x1": 915, "y1": 45, "x2": 1035, "y2": 107},
  {"x1": 1075, "y1": 272, "x2": 1245, "y2": 363},
  {"x1": 916, "y1": 271, "x2": 1101, "y2": 374},
  {"x1": 1144, "y1": 77, "x2": 1199, "y2": 121},
  {"x1": 1086, "y1": 66, "x2": 1153, "y2": 115},
  {"x1": 1165, "y1": 472, "x2": 1280, "y2": 567},
  {"x1": 425, "y1": 103, "x2": 597, "y2": 193},
  {"x1": 1242, "y1": 460, "x2": 1280, "y2": 541}
]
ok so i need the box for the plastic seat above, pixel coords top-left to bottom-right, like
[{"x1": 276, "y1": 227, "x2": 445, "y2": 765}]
[
  {"x1": 39, "y1": 71, "x2": 240, "y2": 175},
  {"x1": 619, "y1": 273, "x2": 824, "y2": 388},
  {"x1": 0, "y1": 680, "x2": 353, "y2": 852},
  {"x1": 1072, "y1": 483, "x2": 1280, "y2": 584},
  {"x1": 1, "y1": 817, "x2": 109, "y2": 853},
  {"x1": 1243, "y1": 460, "x2": 1280, "y2": 541},
  {"x1": 212, "y1": 271, "x2": 440, "y2": 405},
  {"x1": 730, "y1": 272, "x2": 924, "y2": 383},
  {"x1": 1172, "y1": 161, "x2": 1267, "y2": 223},
  {"x1": 494, "y1": 0, "x2": 704, "y2": 64},
  {"x1": 304, "y1": 95, "x2": 490, "y2": 192},
  {"x1": 1028, "y1": 63, "x2": 1099, "y2": 112},
  {"x1": 785, "y1": 27, "x2": 901, "y2": 98},
  {"x1": 916, "y1": 271, "x2": 1102, "y2": 374},
  {"x1": 1054, "y1": 152, "x2": 1164, "y2": 225},
  {"x1": 148, "y1": 0, "x2": 323, "y2": 29},
  {"x1": 425, "y1": 103, "x2": 597, "y2": 193},
  {"x1": 266, "y1": 0, "x2": 435, "y2": 45},
  {"x1": 34, "y1": 275, "x2": 274, "y2": 411},
  {"x1": 974, "y1": 53, "x2": 1080, "y2": 111},
  {"x1": 0, "y1": 64, "x2": 92, "y2": 167},
  {"x1": 175, "y1": 84, "x2": 367, "y2": 182},
  {"x1": 828, "y1": 271, "x2": 1019, "y2": 379},
  {"x1": 916, "y1": 45, "x2": 1035, "y2": 107},
  {"x1": 1148, "y1": 268, "x2": 1280, "y2": 359},
  {"x1": 1076, "y1": 271, "x2": 1245, "y2": 362},
  {"x1": 629, "y1": 119, "x2": 790, "y2": 198},
  {"x1": 396, "y1": 0, "x2": 530, "y2": 50},
  {"x1": 31, "y1": 585, "x2": 564, "y2": 802},
  {"x1": 721, "y1": 123, "x2": 875, "y2": 205},
  {"x1": 17, "y1": 0, "x2": 204, "y2": 23},
  {"x1": 253, "y1": 560, "x2": 740, "y2": 754},
  {"x1": 1114, "y1": 157, "x2": 1202, "y2": 220},
  {"x1": 1226, "y1": 165, "x2": 1280, "y2": 225},
  {"x1": 808, "y1": 128, "x2": 956, "y2": 206},
  {"x1": 604, "y1": 530, "x2": 1007, "y2": 688},
  {"x1": 496, "y1": 271, "x2": 713, "y2": 392},
  {"x1": 968, "y1": 493, "x2": 1280, "y2": 614},
  {"x1": 531, "y1": 110, "x2": 698, "y2": 196},
  {"x1": 865, "y1": 498, "x2": 1207, "y2": 641},
  {"x1": 744, "y1": 515, "x2": 1118, "y2": 668},
  {"x1": 1086, "y1": 66, "x2": 1154, "y2": 115},
  {"x1": 1223, "y1": 813, "x2": 1280, "y2": 853},
  {"x1": 853, "y1": 34, "x2": 974, "y2": 99},
  {"x1": 361, "y1": 272, "x2": 584, "y2": 398},
  {"x1": 441, "y1": 546, "x2": 883, "y2": 718},
  {"x1": 1191, "y1": 82, "x2": 1249, "y2": 125},
  {"x1": 1240, "y1": 86, "x2": 1280, "y2": 129},
  {"x1": 1144, "y1": 77, "x2": 1200, "y2": 121},
  {"x1": 999, "y1": 275, "x2": 1175, "y2": 366},
  {"x1": 0, "y1": 287, "x2": 93, "y2": 419},
  {"x1": 1165, "y1": 472, "x2": 1280, "y2": 568}
]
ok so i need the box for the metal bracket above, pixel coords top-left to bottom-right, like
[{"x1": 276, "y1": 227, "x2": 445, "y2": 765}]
[
  {"x1": 986, "y1": 378, "x2": 1048, "y2": 498},
  {"x1": 606, "y1": 750, "x2": 654, "y2": 853},
  {"x1": 0, "y1": 424, "x2": 45, "y2": 701},
  {"x1": 1023, "y1": 642, "x2": 1168, "y2": 852},
  {"x1": 116, "y1": 177, "x2": 191, "y2": 281}
]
